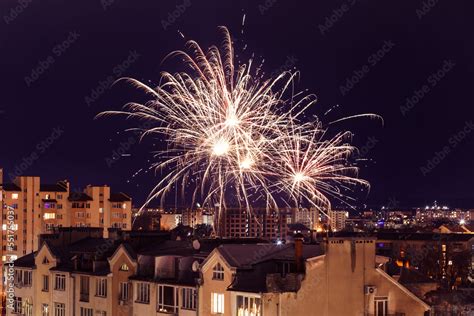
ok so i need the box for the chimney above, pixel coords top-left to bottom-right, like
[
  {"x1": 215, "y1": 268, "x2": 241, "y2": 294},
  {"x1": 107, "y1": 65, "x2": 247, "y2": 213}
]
[{"x1": 294, "y1": 233, "x2": 304, "y2": 273}]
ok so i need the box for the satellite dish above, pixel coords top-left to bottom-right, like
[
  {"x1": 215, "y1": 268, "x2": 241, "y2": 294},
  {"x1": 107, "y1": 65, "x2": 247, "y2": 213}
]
[
  {"x1": 192, "y1": 239, "x2": 201, "y2": 250},
  {"x1": 192, "y1": 261, "x2": 200, "y2": 272}
]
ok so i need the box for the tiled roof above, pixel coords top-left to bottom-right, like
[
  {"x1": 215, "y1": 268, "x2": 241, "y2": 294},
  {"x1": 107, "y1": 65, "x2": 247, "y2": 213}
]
[
  {"x1": 68, "y1": 192, "x2": 93, "y2": 201},
  {"x1": 399, "y1": 267, "x2": 436, "y2": 284},
  {"x1": 43, "y1": 237, "x2": 119, "y2": 273},
  {"x1": 217, "y1": 243, "x2": 323, "y2": 269},
  {"x1": 14, "y1": 252, "x2": 36, "y2": 268},
  {"x1": 138, "y1": 240, "x2": 196, "y2": 256},
  {"x1": 287, "y1": 223, "x2": 311, "y2": 231},
  {"x1": 40, "y1": 183, "x2": 67, "y2": 192},
  {"x1": 335, "y1": 231, "x2": 474, "y2": 242},
  {"x1": 2, "y1": 183, "x2": 21, "y2": 191},
  {"x1": 109, "y1": 192, "x2": 131, "y2": 202},
  {"x1": 223, "y1": 243, "x2": 322, "y2": 293}
]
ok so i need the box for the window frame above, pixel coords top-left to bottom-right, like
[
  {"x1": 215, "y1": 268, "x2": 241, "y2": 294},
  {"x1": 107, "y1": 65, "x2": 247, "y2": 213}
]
[
  {"x1": 157, "y1": 285, "x2": 179, "y2": 313},
  {"x1": 80, "y1": 307, "x2": 93, "y2": 316},
  {"x1": 212, "y1": 262, "x2": 225, "y2": 280},
  {"x1": 211, "y1": 292, "x2": 225, "y2": 314},
  {"x1": 236, "y1": 294, "x2": 262, "y2": 316},
  {"x1": 95, "y1": 278, "x2": 107, "y2": 297},
  {"x1": 54, "y1": 302, "x2": 65, "y2": 316},
  {"x1": 119, "y1": 282, "x2": 130, "y2": 301},
  {"x1": 42, "y1": 274, "x2": 49, "y2": 292},
  {"x1": 374, "y1": 296, "x2": 389, "y2": 316},
  {"x1": 136, "y1": 282, "x2": 150, "y2": 304},
  {"x1": 54, "y1": 274, "x2": 66, "y2": 291},
  {"x1": 181, "y1": 287, "x2": 197, "y2": 310}
]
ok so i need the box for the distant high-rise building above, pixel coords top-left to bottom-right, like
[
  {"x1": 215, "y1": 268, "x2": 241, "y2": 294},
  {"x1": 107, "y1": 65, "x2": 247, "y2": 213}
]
[
  {"x1": 221, "y1": 208, "x2": 289, "y2": 240},
  {"x1": 181, "y1": 208, "x2": 214, "y2": 228},
  {"x1": 0, "y1": 169, "x2": 132, "y2": 292},
  {"x1": 294, "y1": 207, "x2": 319, "y2": 230},
  {"x1": 329, "y1": 210, "x2": 348, "y2": 232}
]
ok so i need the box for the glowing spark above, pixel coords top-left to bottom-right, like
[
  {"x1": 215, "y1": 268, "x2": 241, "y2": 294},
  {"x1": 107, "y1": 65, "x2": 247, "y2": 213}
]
[
  {"x1": 225, "y1": 115, "x2": 239, "y2": 127},
  {"x1": 240, "y1": 157, "x2": 253, "y2": 170},
  {"x1": 293, "y1": 172, "x2": 306, "y2": 183},
  {"x1": 212, "y1": 140, "x2": 230, "y2": 156}
]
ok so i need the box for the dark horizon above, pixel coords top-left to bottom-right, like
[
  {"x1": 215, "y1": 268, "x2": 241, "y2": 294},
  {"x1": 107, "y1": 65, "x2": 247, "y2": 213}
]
[{"x1": 1, "y1": 0, "x2": 473, "y2": 209}]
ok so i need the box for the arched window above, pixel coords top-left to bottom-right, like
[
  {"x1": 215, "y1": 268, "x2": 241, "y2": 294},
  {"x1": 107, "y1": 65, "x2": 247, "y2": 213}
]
[
  {"x1": 119, "y1": 263, "x2": 129, "y2": 271},
  {"x1": 212, "y1": 263, "x2": 224, "y2": 280}
]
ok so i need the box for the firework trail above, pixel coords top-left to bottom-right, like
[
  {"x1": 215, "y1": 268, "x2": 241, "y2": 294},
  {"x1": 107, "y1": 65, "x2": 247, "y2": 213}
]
[{"x1": 98, "y1": 26, "x2": 380, "y2": 232}]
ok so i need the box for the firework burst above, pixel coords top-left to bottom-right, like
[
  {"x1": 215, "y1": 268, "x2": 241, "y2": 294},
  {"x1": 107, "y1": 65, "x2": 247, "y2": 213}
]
[{"x1": 98, "y1": 26, "x2": 380, "y2": 231}]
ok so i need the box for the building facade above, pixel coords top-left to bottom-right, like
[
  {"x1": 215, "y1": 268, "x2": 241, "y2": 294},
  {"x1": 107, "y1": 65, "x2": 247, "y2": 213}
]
[
  {"x1": 221, "y1": 208, "x2": 290, "y2": 241},
  {"x1": 200, "y1": 238, "x2": 431, "y2": 316},
  {"x1": 328, "y1": 209, "x2": 348, "y2": 232},
  {"x1": 6, "y1": 229, "x2": 434, "y2": 316},
  {"x1": 0, "y1": 170, "x2": 132, "y2": 306}
]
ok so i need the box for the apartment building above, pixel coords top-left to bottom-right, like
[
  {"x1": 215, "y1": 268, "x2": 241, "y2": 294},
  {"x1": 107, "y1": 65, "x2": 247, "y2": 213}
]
[
  {"x1": 0, "y1": 170, "x2": 132, "y2": 305},
  {"x1": 7, "y1": 228, "x2": 210, "y2": 316},
  {"x1": 328, "y1": 209, "x2": 348, "y2": 231},
  {"x1": 222, "y1": 208, "x2": 289, "y2": 240},
  {"x1": 0, "y1": 172, "x2": 131, "y2": 260},
  {"x1": 293, "y1": 207, "x2": 319, "y2": 230},
  {"x1": 200, "y1": 237, "x2": 431, "y2": 316},
  {"x1": 182, "y1": 208, "x2": 214, "y2": 228},
  {"x1": 7, "y1": 228, "x2": 433, "y2": 316}
]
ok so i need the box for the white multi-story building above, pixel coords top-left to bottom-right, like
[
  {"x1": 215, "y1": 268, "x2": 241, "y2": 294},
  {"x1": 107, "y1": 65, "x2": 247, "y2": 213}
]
[{"x1": 328, "y1": 209, "x2": 348, "y2": 232}]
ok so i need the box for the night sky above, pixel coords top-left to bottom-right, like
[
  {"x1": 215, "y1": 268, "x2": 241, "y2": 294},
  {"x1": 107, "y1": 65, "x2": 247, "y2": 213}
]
[{"x1": 1, "y1": 0, "x2": 473, "y2": 208}]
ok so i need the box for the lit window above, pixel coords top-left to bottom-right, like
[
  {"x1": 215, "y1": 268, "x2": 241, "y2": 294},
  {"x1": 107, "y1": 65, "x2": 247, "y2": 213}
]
[
  {"x1": 42, "y1": 303, "x2": 49, "y2": 316},
  {"x1": 157, "y1": 285, "x2": 178, "y2": 313},
  {"x1": 119, "y1": 263, "x2": 129, "y2": 271},
  {"x1": 44, "y1": 213, "x2": 56, "y2": 220},
  {"x1": 2, "y1": 223, "x2": 18, "y2": 231},
  {"x1": 236, "y1": 295, "x2": 261, "y2": 316},
  {"x1": 212, "y1": 263, "x2": 225, "y2": 280},
  {"x1": 12, "y1": 193, "x2": 19, "y2": 200},
  {"x1": 211, "y1": 292, "x2": 224, "y2": 314}
]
